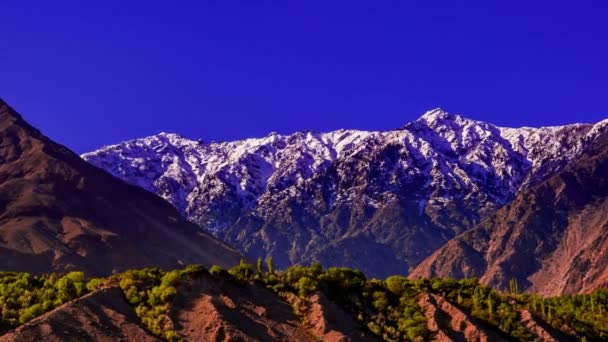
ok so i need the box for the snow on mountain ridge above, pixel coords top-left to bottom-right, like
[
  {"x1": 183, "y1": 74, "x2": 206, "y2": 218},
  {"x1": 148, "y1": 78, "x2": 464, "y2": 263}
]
[{"x1": 82, "y1": 110, "x2": 604, "y2": 233}]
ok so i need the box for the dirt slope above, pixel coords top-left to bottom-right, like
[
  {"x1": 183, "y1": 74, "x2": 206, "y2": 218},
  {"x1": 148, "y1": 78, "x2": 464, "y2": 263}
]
[
  {"x1": 305, "y1": 292, "x2": 376, "y2": 342},
  {"x1": 0, "y1": 287, "x2": 158, "y2": 342},
  {"x1": 0, "y1": 98, "x2": 241, "y2": 275},
  {"x1": 418, "y1": 293, "x2": 509, "y2": 342},
  {"x1": 169, "y1": 274, "x2": 373, "y2": 341},
  {"x1": 518, "y1": 310, "x2": 575, "y2": 342}
]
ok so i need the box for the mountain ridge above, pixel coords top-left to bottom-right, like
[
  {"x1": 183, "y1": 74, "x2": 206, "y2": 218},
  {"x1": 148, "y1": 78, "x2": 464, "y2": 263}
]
[{"x1": 82, "y1": 109, "x2": 608, "y2": 278}]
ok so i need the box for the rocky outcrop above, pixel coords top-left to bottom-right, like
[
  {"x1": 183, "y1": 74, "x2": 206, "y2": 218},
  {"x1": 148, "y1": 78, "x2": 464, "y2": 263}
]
[
  {"x1": 305, "y1": 292, "x2": 376, "y2": 342},
  {"x1": 168, "y1": 275, "x2": 372, "y2": 341},
  {"x1": 518, "y1": 310, "x2": 575, "y2": 342},
  {"x1": 170, "y1": 276, "x2": 308, "y2": 341},
  {"x1": 418, "y1": 293, "x2": 508, "y2": 342}
]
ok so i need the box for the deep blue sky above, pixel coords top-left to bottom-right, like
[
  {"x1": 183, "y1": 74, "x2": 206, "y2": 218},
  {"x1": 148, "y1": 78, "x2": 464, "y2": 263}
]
[{"x1": 1, "y1": 1, "x2": 607, "y2": 153}]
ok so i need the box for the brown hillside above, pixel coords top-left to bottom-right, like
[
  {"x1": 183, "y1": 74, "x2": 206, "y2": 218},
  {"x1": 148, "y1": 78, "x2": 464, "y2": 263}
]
[
  {"x1": 0, "y1": 98, "x2": 241, "y2": 275},
  {"x1": 0, "y1": 287, "x2": 158, "y2": 342},
  {"x1": 418, "y1": 293, "x2": 509, "y2": 342},
  {"x1": 410, "y1": 128, "x2": 608, "y2": 295},
  {"x1": 169, "y1": 274, "x2": 374, "y2": 341}
]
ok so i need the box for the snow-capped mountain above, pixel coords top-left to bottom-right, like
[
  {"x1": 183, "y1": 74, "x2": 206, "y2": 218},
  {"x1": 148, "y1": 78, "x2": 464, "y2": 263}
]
[{"x1": 82, "y1": 109, "x2": 608, "y2": 277}]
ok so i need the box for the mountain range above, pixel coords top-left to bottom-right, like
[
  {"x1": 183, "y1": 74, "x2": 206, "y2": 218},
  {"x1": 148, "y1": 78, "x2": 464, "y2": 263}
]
[
  {"x1": 1, "y1": 97, "x2": 607, "y2": 341},
  {"x1": 83, "y1": 108, "x2": 608, "y2": 292}
]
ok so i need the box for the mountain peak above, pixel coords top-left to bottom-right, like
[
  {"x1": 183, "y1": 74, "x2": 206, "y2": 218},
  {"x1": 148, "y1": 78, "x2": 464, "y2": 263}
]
[
  {"x1": 419, "y1": 108, "x2": 449, "y2": 119},
  {"x1": 416, "y1": 108, "x2": 467, "y2": 126},
  {"x1": 0, "y1": 97, "x2": 28, "y2": 126},
  {"x1": 156, "y1": 132, "x2": 187, "y2": 141},
  {"x1": 157, "y1": 131, "x2": 181, "y2": 137}
]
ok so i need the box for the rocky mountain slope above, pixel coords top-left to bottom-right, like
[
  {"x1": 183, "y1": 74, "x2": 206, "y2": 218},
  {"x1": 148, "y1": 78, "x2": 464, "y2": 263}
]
[
  {"x1": 417, "y1": 293, "x2": 510, "y2": 342},
  {"x1": 83, "y1": 109, "x2": 607, "y2": 278},
  {"x1": 410, "y1": 126, "x2": 608, "y2": 295},
  {"x1": 0, "y1": 98, "x2": 241, "y2": 275},
  {"x1": 0, "y1": 287, "x2": 159, "y2": 342},
  {"x1": 168, "y1": 273, "x2": 374, "y2": 341}
]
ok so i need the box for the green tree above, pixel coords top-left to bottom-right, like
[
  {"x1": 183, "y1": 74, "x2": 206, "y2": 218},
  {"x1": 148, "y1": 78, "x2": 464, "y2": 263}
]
[
  {"x1": 229, "y1": 259, "x2": 254, "y2": 281},
  {"x1": 487, "y1": 295, "x2": 494, "y2": 318},
  {"x1": 266, "y1": 256, "x2": 274, "y2": 275},
  {"x1": 385, "y1": 275, "x2": 408, "y2": 296},
  {"x1": 181, "y1": 264, "x2": 206, "y2": 278},
  {"x1": 256, "y1": 258, "x2": 263, "y2": 276},
  {"x1": 209, "y1": 265, "x2": 225, "y2": 276},
  {"x1": 372, "y1": 291, "x2": 389, "y2": 311},
  {"x1": 509, "y1": 278, "x2": 519, "y2": 296},
  {"x1": 298, "y1": 277, "x2": 317, "y2": 297},
  {"x1": 56, "y1": 276, "x2": 77, "y2": 302}
]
